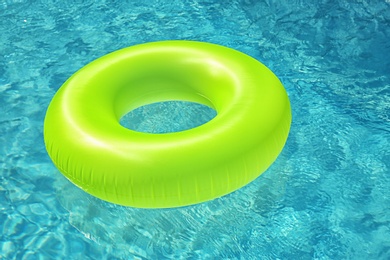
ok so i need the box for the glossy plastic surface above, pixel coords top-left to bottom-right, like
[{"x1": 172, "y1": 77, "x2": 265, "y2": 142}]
[{"x1": 44, "y1": 41, "x2": 291, "y2": 208}]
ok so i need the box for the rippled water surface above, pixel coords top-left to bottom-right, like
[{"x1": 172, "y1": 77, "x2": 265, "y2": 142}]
[{"x1": 1, "y1": 0, "x2": 389, "y2": 259}]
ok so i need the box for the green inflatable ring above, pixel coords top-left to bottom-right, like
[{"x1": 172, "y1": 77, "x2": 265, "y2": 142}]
[{"x1": 44, "y1": 41, "x2": 291, "y2": 208}]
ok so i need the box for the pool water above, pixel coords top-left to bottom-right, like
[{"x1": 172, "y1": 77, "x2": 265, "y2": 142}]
[
  {"x1": 1, "y1": 0, "x2": 389, "y2": 259},
  {"x1": 120, "y1": 101, "x2": 217, "y2": 133}
]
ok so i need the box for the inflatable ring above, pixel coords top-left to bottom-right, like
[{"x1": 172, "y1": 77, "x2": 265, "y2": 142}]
[{"x1": 44, "y1": 41, "x2": 291, "y2": 208}]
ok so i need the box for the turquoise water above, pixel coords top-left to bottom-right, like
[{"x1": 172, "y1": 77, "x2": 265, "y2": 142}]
[
  {"x1": 121, "y1": 101, "x2": 217, "y2": 133},
  {"x1": 1, "y1": 0, "x2": 390, "y2": 259}
]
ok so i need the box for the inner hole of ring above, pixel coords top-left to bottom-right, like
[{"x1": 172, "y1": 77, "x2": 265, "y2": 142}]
[{"x1": 120, "y1": 101, "x2": 217, "y2": 134}]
